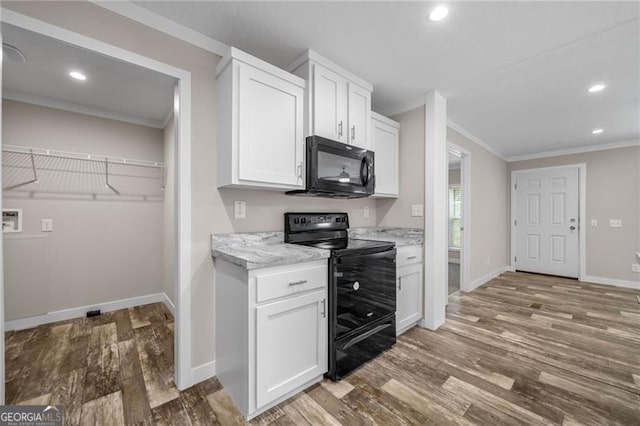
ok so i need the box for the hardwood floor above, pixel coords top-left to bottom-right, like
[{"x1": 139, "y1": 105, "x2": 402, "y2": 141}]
[{"x1": 6, "y1": 272, "x2": 640, "y2": 425}]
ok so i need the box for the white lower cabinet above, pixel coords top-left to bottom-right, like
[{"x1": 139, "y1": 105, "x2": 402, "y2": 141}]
[
  {"x1": 256, "y1": 290, "x2": 327, "y2": 408},
  {"x1": 215, "y1": 259, "x2": 328, "y2": 420},
  {"x1": 396, "y1": 246, "x2": 423, "y2": 335}
]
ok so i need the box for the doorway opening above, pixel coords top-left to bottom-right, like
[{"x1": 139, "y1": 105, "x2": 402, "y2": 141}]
[
  {"x1": 447, "y1": 143, "x2": 470, "y2": 299},
  {"x1": 1, "y1": 10, "x2": 193, "y2": 405}
]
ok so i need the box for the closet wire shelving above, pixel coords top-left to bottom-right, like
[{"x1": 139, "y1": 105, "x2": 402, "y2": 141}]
[{"x1": 2, "y1": 145, "x2": 166, "y2": 200}]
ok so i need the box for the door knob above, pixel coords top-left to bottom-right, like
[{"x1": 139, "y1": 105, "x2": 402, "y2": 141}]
[{"x1": 569, "y1": 226, "x2": 576, "y2": 231}]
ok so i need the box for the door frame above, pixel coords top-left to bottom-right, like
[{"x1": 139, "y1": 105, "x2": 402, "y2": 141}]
[
  {"x1": 447, "y1": 143, "x2": 471, "y2": 294},
  {"x1": 510, "y1": 164, "x2": 586, "y2": 280},
  {"x1": 1, "y1": 9, "x2": 194, "y2": 391}
]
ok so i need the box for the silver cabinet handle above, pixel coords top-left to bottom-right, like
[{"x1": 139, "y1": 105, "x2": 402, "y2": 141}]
[
  {"x1": 321, "y1": 299, "x2": 326, "y2": 318},
  {"x1": 338, "y1": 121, "x2": 343, "y2": 137},
  {"x1": 297, "y1": 162, "x2": 303, "y2": 180},
  {"x1": 351, "y1": 125, "x2": 356, "y2": 141},
  {"x1": 289, "y1": 280, "x2": 307, "y2": 286},
  {"x1": 398, "y1": 277, "x2": 402, "y2": 291},
  {"x1": 407, "y1": 256, "x2": 417, "y2": 260}
]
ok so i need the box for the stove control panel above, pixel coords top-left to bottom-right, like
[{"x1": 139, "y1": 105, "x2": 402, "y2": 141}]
[{"x1": 284, "y1": 212, "x2": 349, "y2": 233}]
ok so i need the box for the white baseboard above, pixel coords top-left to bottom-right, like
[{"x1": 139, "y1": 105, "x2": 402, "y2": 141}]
[
  {"x1": 5, "y1": 292, "x2": 174, "y2": 331},
  {"x1": 465, "y1": 266, "x2": 512, "y2": 292},
  {"x1": 161, "y1": 293, "x2": 176, "y2": 315},
  {"x1": 189, "y1": 360, "x2": 217, "y2": 386},
  {"x1": 581, "y1": 275, "x2": 640, "y2": 290}
]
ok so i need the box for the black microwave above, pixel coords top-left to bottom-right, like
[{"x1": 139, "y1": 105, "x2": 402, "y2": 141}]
[{"x1": 286, "y1": 136, "x2": 375, "y2": 198}]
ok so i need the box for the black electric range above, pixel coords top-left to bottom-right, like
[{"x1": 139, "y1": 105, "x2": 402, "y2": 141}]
[{"x1": 285, "y1": 212, "x2": 397, "y2": 380}]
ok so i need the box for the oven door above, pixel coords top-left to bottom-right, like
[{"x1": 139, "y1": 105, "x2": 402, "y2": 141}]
[
  {"x1": 332, "y1": 248, "x2": 396, "y2": 340},
  {"x1": 307, "y1": 136, "x2": 374, "y2": 196}
]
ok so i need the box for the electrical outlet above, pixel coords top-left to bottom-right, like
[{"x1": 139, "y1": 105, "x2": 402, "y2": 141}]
[
  {"x1": 590, "y1": 219, "x2": 598, "y2": 227},
  {"x1": 411, "y1": 204, "x2": 424, "y2": 217},
  {"x1": 609, "y1": 219, "x2": 622, "y2": 228},
  {"x1": 234, "y1": 201, "x2": 246, "y2": 219},
  {"x1": 363, "y1": 206, "x2": 370, "y2": 218},
  {"x1": 632, "y1": 264, "x2": 640, "y2": 273},
  {"x1": 41, "y1": 219, "x2": 53, "y2": 232}
]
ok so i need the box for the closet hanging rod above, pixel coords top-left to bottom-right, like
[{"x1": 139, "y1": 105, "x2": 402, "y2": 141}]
[{"x1": 2, "y1": 145, "x2": 165, "y2": 169}]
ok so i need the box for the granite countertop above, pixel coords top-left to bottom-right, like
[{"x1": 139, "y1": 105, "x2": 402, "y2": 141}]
[
  {"x1": 211, "y1": 227, "x2": 423, "y2": 270},
  {"x1": 211, "y1": 231, "x2": 330, "y2": 270},
  {"x1": 349, "y1": 227, "x2": 423, "y2": 247}
]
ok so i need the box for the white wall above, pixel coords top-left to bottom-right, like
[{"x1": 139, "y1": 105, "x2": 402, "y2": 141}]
[
  {"x1": 2, "y1": 100, "x2": 166, "y2": 320},
  {"x1": 509, "y1": 145, "x2": 640, "y2": 283}
]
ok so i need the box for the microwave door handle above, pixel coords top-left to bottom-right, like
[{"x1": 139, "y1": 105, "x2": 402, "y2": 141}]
[{"x1": 360, "y1": 157, "x2": 370, "y2": 186}]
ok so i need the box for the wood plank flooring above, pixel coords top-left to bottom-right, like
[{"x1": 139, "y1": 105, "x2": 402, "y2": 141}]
[{"x1": 6, "y1": 272, "x2": 640, "y2": 425}]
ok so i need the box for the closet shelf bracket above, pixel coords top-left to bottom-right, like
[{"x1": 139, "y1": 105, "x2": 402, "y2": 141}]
[{"x1": 3, "y1": 149, "x2": 39, "y2": 191}]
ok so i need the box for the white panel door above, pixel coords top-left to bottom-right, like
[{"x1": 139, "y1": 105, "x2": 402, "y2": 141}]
[
  {"x1": 255, "y1": 290, "x2": 327, "y2": 409},
  {"x1": 396, "y1": 263, "x2": 423, "y2": 334},
  {"x1": 347, "y1": 83, "x2": 371, "y2": 149},
  {"x1": 515, "y1": 167, "x2": 579, "y2": 277},
  {"x1": 238, "y1": 63, "x2": 304, "y2": 187},
  {"x1": 372, "y1": 118, "x2": 399, "y2": 197},
  {"x1": 312, "y1": 64, "x2": 347, "y2": 143}
]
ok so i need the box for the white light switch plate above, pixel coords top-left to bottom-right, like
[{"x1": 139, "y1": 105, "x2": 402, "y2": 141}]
[
  {"x1": 363, "y1": 206, "x2": 370, "y2": 218},
  {"x1": 41, "y1": 218, "x2": 53, "y2": 232},
  {"x1": 609, "y1": 219, "x2": 622, "y2": 228},
  {"x1": 590, "y1": 219, "x2": 598, "y2": 227},
  {"x1": 411, "y1": 204, "x2": 424, "y2": 217},
  {"x1": 234, "y1": 201, "x2": 246, "y2": 219},
  {"x1": 632, "y1": 263, "x2": 640, "y2": 273}
]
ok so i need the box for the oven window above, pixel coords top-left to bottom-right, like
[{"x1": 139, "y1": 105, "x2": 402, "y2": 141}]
[{"x1": 317, "y1": 151, "x2": 362, "y2": 185}]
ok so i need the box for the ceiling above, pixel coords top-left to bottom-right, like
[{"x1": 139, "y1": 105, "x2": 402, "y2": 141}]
[
  {"x1": 2, "y1": 23, "x2": 176, "y2": 128},
  {"x1": 134, "y1": 1, "x2": 640, "y2": 157}
]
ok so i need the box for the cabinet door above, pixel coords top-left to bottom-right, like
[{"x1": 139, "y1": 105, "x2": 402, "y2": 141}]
[
  {"x1": 347, "y1": 83, "x2": 372, "y2": 149},
  {"x1": 238, "y1": 63, "x2": 304, "y2": 188},
  {"x1": 312, "y1": 64, "x2": 348, "y2": 143},
  {"x1": 255, "y1": 290, "x2": 327, "y2": 409},
  {"x1": 372, "y1": 118, "x2": 399, "y2": 197},
  {"x1": 396, "y1": 263, "x2": 423, "y2": 335}
]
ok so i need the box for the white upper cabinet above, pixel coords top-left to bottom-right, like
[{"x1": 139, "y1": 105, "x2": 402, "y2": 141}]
[
  {"x1": 348, "y1": 83, "x2": 372, "y2": 148},
  {"x1": 371, "y1": 112, "x2": 400, "y2": 198},
  {"x1": 289, "y1": 50, "x2": 373, "y2": 150},
  {"x1": 313, "y1": 65, "x2": 348, "y2": 143},
  {"x1": 217, "y1": 48, "x2": 305, "y2": 190}
]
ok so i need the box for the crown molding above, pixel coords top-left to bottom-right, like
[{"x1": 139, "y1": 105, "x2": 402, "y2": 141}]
[
  {"x1": 446, "y1": 118, "x2": 507, "y2": 161},
  {"x1": 506, "y1": 139, "x2": 640, "y2": 162},
  {"x1": 89, "y1": 1, "x2": 228, "y2": 57},
  {"x1": 4, "y1": 90, "x2": 165, "y2": 129}
]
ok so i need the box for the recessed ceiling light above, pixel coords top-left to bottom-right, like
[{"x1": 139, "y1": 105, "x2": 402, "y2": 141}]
[
  {"x1": 428, "y1": 6, "x2": 449, "y2": 22},
  {"x1": 588, "y1": 83, "x2": 605, "y2": 93},
  {"x1": 69, "y1": 71, "x2": 87, "y2": 81},
  {"x1": 592, "y1": 129, "x2": 603, "y2": 134}
]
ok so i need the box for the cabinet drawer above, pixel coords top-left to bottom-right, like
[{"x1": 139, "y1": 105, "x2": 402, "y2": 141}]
[
  {"x1": 256, "y1": 264, "x2": 327, "y2": 303},
  {"x1": 396, "y1": 246, "x2": 423, "y2": 268}
]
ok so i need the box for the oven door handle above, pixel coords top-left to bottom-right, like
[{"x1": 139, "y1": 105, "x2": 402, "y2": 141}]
[
  {"x1": 337, "y1": 247, "x2": 396, "y2": 261},
  {"x1": 342, "y1": 322, "x2": 392, "y2": 350}
]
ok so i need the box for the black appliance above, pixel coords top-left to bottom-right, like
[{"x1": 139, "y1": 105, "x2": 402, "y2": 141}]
[
  {"x1": 285, "y1": 212, "x2": 396, "y2": 380},
  {"x1": 286, "y1": 136, "x2": 375, "y2": 199}
]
